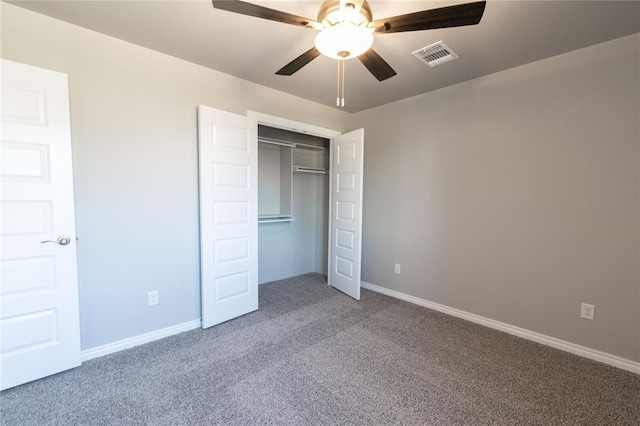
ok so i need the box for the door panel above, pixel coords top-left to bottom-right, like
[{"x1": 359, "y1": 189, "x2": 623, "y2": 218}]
[
  {"x1": 198, "y1": 106, "x2": 258, "y2": 328},
  {"x1": 329, "y1": 129, "x2": 364, "y2": 300},
  {"x1": 1, "y1": 59, "x2": 81, "y2": 390}
]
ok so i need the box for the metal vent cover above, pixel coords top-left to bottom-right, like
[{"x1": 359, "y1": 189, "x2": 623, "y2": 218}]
[{"x1": 412, "y1": 41, "x2": 459, "y2": 68}]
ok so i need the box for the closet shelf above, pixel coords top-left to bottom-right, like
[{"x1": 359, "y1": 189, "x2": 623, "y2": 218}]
[
  {"x1": 257, "y1": 137, "x2": 326, "y2": 151},
  {"x1": 293, "y1": 166, "x2": 328, "y2": 175},
  {"x1": 258, "y1": 214, "x2": 294, "y2": 224}
]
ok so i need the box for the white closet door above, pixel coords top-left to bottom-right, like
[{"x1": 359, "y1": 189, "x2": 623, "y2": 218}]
[
  {"x1": 1, "y1": 60, "x2": 81, "y2": 390},
  {"x1": 198, "y1": 105, "x2": 258, "y2": 328},
  {"x1": 329, "y1": 129, "x2": 364, "y2": 300}
]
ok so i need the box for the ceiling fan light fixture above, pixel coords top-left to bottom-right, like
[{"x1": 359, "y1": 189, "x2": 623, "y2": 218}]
[
  {"x1": 314, "y1": 22, "x2": 374, "y2": 60},
  {"x1": 212, "y1": 0, "x2": 487, "y2": 106}
]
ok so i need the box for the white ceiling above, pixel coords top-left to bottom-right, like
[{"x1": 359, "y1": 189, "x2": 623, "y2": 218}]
[{"x1": 9, "y1": 1, "x2": 640, "y2": 113}]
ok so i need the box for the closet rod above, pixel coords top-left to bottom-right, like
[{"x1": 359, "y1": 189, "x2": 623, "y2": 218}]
[
  {"x1": 294, "y1": 142, "x2": 327, "y2": 151},
  {"x1": 258, "y1": 217, "x2": 295, "y2": 224},
  {"x1": 257, "y1": 137, "x2": 296, "y2": 148},
  {"x1": 293, "y1": 167, "x2": 328, "y2": 174}
]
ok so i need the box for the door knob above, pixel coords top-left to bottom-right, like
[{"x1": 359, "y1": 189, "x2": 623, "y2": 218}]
[{"x1": 41, "y1": 235, "x2": 72, "y2": 246}]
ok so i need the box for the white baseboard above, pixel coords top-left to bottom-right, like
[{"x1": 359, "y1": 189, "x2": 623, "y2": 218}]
[
  {"x1": 81, "y1": 319, "x2": 201, "y2": 362},
  {"x1": 82, "y1": 269, "x2": 331, "y2": 361},
  {"x1": 81, "y1": 283, "x2": 638, "y2": 374},
  {"x1": 361, "y1": 281, "x2": 640, "y2": 375}
]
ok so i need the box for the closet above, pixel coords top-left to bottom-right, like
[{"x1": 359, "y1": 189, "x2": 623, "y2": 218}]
[
  {"x1": 257, "y1": 125, "x2": 330, "y2": 284},
  {"x1": 198, "y1": 106, "x2": 363, "y2": 328}
]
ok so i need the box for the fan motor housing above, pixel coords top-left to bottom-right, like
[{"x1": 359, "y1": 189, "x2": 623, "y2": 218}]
[{"x1": 317, "y1": 0, "x2": 373, "y2": 25}]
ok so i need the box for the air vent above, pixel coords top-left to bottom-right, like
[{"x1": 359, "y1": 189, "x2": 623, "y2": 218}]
[{"x1": 412, "y1": 41, "x2": 459, "y2": 68}]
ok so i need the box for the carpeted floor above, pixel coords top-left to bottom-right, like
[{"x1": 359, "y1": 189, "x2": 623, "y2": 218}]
[{"x1": 1, "y1": 273, "x2": 639, "y2": 425}]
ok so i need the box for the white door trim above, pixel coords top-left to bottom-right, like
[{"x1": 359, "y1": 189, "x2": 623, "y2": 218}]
[{"x1": 247, "y1": 111, "x2": 341, "y2": 140}]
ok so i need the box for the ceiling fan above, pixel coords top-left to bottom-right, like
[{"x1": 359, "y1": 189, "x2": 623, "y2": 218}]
[{"x1": 212, "y1": 0, "x2": 486, "y2": 106}]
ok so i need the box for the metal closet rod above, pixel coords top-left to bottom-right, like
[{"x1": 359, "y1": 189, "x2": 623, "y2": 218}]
[
  {"x1": 258, "y1": 215, "x2": 295, "y2": 224},
  {"x1": 257, "y1": 136, "x2": 295, "y2": 148},
  {"x1": 293, "y1": 166, "x2": 328, "y2": 174}
]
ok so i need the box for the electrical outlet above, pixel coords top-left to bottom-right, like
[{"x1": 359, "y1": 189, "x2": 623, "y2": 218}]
[
  {"x1": 148, "y1": 290, "x2": 159, "y2": 306},
  {"x1": 580, "y1": 303, "x2": 595, "y2": 320},
  {"x1": 394, "y1": 263, "x2": 401, "y2": 274}
]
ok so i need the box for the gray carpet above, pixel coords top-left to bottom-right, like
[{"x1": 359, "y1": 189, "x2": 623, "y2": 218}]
[{"x1": 1, "y1": 273, "x2": 639, "y2": 425}]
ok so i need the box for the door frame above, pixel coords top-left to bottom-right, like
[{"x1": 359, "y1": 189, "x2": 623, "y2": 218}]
[{"x1": 247, "y1": 111, "x2": 341, "y2": 286}]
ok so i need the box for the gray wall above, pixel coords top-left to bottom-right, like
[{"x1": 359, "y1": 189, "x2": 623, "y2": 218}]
[
  {"x1": 353, "y1": 34, "x2": 640, "y2": 362},
  {"x1": 2, "y1": 3, "x2": 638, "y2": 363},
  {"x1": 1, "y1": 4, "x2": 350, "y2": 350}
]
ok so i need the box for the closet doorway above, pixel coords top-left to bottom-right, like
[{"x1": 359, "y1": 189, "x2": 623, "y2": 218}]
[{"x1": 198, "y1": 106, "x2": 363, "y2": 328}]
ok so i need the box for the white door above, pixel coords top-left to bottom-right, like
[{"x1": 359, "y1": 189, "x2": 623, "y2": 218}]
[
  {"x1": 1, "y1": 59, "x2": 81, "y2": 390},
  {"x1": 329, "y1": 129, "x2": 364, "y2": 300},
  {"x1": 198, "y1": 106, "x2": 258, "y2": 328}
]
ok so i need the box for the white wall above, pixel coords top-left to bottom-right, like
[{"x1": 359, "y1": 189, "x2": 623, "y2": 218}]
[
  {"x1": 353, "y1": 34, "x2": 640, "y2": 362},
  {"x1": 1, "y1": 3, "x2": 350, "y2": 350}
]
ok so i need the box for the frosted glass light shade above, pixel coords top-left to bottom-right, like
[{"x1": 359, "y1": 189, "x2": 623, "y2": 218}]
[{"x1": 314, "y1": 23, "x2": 374, "y2": 60}]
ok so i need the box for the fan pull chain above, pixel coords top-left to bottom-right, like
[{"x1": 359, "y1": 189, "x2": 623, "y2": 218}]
[{"x1": 336, "y1": 59, "x2": 345, "y2": 108}]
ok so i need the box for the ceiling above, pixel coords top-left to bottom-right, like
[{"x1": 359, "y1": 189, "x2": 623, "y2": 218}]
[{"x1": 8, "y1": 1, "x2": 640, "y2": 113}]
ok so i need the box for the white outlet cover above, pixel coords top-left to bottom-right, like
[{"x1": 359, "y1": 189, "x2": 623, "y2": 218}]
[{"x1": 580, "y1": 303, "x2": 595, "y2": 320}]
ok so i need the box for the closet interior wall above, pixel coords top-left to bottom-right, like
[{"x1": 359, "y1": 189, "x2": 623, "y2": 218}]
[{"x1": 257, "y1": 125, "x2": 330, "y2": 284}]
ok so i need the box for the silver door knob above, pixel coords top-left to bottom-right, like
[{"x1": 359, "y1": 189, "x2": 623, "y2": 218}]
[{"x1": 41, "y1": 235, "x2": 72, "y2": 246}]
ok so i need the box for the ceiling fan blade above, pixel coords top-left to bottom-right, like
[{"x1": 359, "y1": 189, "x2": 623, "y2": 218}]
[
  {"x1": 212, "y1": 1, "x2": 319, "y2": 28},
  {"x1": 358, "y1": 49, "x2": 397, "y2": 81},
  {"x1": 276, "y1": 47, "x2": 322, "y2": 76},
  {"x1": 372, "y1": 1, "x2": 486, "y2": 34}
]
